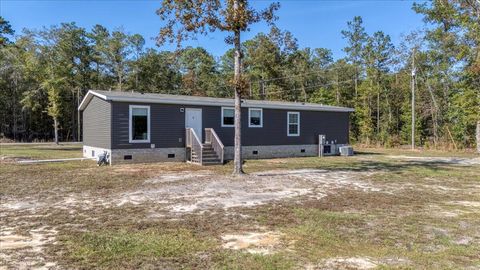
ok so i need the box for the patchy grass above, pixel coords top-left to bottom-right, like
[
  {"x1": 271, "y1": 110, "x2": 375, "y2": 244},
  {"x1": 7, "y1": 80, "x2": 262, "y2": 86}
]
[
  {"x1": 284, "y1": 209, "x2": 366, "y2": 260},
  {"x1": 0, "y1": 143, "x2": 82, "y2": 160},
  {"x1": 1, "y1": 144, "x2": 480, "y2": 269},
  {"x1": 65, "y1": 229, "x2": 215, "y2": 269},
  {"x1": 355, "y1": 146, "x2": 479, "y2": 158},
  {"x1": 212, "y1": 252, "x2": 294, "y2": 270}
]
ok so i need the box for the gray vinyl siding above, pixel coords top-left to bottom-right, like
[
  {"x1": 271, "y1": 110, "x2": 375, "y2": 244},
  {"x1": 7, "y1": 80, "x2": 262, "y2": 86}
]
[
  {"x1": 112, "y1": 102, "x2": 185, "y2": 149},
  {"x1": 82, "y1": 96, "x2": 111, "y2": 149},
  {"x1": 208, "y1": 108, "x2": 350, "y2": 146},
  {"x1": 110, "y1": 102, "x2": 349, "y2": 149}
]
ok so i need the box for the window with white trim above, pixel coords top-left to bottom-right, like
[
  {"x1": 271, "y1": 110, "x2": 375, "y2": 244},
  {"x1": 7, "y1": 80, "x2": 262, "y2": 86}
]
[
  {"x1": 129, "y1": 105, "x2": 150, "y2": 143},
  {"x1": 221, "y1": 107, "x2": 234, "y2": 127},
  {"x1": 287, "y1": 112, "x2": 300, "y2": 136},
  {"x1": 248, "y1": 108, "x2": 263, "y2": 128}
]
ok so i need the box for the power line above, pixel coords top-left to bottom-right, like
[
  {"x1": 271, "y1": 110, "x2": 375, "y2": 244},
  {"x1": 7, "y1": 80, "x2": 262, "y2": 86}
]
[
  {"x1": 264, "y1": 78, "x2": 355, "y2": 96},
  {"x1": 247, "y1": 64, "x2": 357, "y2": 99},
  {"x1": 248, "y1": 64, "x2": 350, "y2": 84}
]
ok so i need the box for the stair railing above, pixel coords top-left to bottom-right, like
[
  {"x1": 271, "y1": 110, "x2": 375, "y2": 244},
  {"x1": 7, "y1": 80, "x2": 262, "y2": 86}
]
[
  {"x1": 205, "y1": 128, "x2": 224, "y2": 164},
  {"x1": 186, "y1": 128, "x2": 203, "y2": 164}
]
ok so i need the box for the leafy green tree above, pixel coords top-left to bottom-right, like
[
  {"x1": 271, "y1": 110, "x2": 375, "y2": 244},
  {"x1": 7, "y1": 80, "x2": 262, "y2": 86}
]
[
  {"x1": 17, "y1": 23, "x2": 94, "y2": 142},
  {"x1": 179, "y1": 47, "x2": 218, "y2": 96},
  {"x1": 134, "y1": 49, "x2": 181, "y2": 93},
  {"x1": 363, "y1": 31, "x2": 395, "y2": 138},
  {"x1": 239, "y1": 26, "x2": 299, "y2": 100},
  {"x1": 89, "y1": 26, "x2": 133, "y2": 91},
  {"x1": 108, "y1": 30, "x2": 131, "y2": 91},
  {"x1": 90, "y1": 24, "x2": 111, "y2": 89},
  {"x1": 128, "y1": 34, "x2": 145, "y2": 89},
  {"x1": 243, "y1": 30, "x2": 283, "y2": 99},
  {"x1": 312, "y1": 48, "x2": 334, "y2": 69},
  {"x1": 341, "y1": 16, "x2": 367, "y2": 97},
  {"x1": 309, "y1": 87, "x2": 335, "y2": 105},
  {"x1": 45, "y1": 23, "x2": 93, "y2": 141},
  {"x1": 0, "y1": 16, "x2": 14, "y2": 47},
  {"x1": 356, "y1": 80, "x2": 375, "y2": 144},
  {"x1": 414, "y1": 0, "x2": 480, "y2": 151},
  {"x1": 43, "y1": 76, "x2": 66, "y2": 144},
  {"x1": 218, "y1": 48, "x2": 236, "y2": 97}
]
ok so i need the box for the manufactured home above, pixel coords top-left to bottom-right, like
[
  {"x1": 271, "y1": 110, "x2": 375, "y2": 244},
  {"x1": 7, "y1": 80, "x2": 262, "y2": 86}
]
[{"x1": 78, "y1": 90, "x2": 354, "y2": 165}]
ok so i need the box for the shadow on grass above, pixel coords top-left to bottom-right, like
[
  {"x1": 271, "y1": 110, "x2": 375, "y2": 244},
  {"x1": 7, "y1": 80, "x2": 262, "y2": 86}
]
[
  {"x1": 322, "y1": 160, "x2": 457, "y2": 173},
  {"x1": 353, "y1": 150, "x2": 383, "y2": 156},
  {"x1": 248, "y1": 159, "x2": 459, "y2": 176},
  {"x1": 35, "y1": 147, "x2": 81, "y2": 152}
]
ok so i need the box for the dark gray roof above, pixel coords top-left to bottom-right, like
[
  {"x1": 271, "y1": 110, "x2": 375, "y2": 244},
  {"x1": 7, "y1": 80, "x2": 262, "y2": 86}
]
[{"x1": 79, "y1": 90, "x2": 354, "y2": 112}]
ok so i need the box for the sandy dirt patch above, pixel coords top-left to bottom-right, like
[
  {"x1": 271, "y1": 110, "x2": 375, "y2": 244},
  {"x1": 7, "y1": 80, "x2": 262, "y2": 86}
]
[
  {"x1": 427, "y1": 201, "x2": 480, "y2": 218},
  {"x1": 253, "y1": 169, "x2": 381, "y2": 192},
  {"x1": 222, "y1": 230, "x2": 284, "y2": 255},
  {"x1": 1, "y1": 169, "x2": 384, "y2": 215},
  {"x1": 427, "y1": 204, "x2": 469, "y2": 218},
  {"x1": 0, "y1": 226, "x2": 57, "y2": 269},
  {"x1": 0, "y1": 168, "x2": 383, "y2": 268},
  {"x1": 114, "y1": 169, "x2": 383, "y2": 214},
  {"x1": 0, "y1": 156, "x2": 34, "y2": 163},
  {"x1": 449, "y1": 201, "x2": 480, "y2": 208}
]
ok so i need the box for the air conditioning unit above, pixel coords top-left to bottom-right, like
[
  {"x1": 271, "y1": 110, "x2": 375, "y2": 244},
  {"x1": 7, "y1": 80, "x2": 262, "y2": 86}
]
[{"x1": 339, "y1": 146, "x2": 354, "y2": 156}]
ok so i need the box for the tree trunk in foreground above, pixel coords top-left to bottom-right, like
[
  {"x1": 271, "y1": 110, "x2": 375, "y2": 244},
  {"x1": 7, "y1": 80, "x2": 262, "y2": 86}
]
[
  {"x1": 233, "y1": 86, "x2": 243, "y2": 174},
  {"x1": 232, "y1": 31, "x2": 244, "y2": 175},
  {"x1": 54, "y1": 117, "x2": 59, "y2": 145},
  {"x1": 232, "y1": 0, "x2": 244, "y2": 175},
  {"x1": 476, "y1": 120, "x2": 480, "y2": 154}
]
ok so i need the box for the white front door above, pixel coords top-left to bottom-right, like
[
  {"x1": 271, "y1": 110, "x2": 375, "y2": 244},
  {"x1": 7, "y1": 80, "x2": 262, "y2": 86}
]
[{"x1": 185, "y1": 108, "x2": 203, "y2": 141}]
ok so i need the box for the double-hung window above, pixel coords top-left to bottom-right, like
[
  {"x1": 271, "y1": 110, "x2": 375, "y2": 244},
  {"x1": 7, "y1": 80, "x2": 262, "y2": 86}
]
[
  {"x1": 287, "y1": 112, "x2": 300, "y2": 136},
  {"x1": 248, "y1": 108, "x2": 263, "y2": 128},
  {"x1": 221, "y1": 107, "x2": 235, "y2": 127},
  {"x1": 129, "y1": 105, "x2": 150, "y2": 143}
]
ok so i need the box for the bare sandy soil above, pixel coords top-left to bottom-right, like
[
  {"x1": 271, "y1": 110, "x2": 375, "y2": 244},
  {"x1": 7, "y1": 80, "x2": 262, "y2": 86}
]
[
  {"x1": 1, "y1": 169, "x2": 383, "y2": 215},
  {"x1": 1, "y1": 168, "x2": 382, "y2": 269},
  {"x1": 1, "y1": 154, "x2": 480, "y2": 269}
]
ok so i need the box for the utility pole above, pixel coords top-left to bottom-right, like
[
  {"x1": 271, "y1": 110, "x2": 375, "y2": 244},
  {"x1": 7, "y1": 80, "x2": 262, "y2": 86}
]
[{"x1": 411, "y1": 48, "x2": 416, "y2": 150}]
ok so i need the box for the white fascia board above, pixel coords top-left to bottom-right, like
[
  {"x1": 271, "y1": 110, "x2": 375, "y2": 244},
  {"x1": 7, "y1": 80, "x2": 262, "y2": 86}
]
[{"x1": 78, "y1": 90, "x2": 109, "y2": 111}]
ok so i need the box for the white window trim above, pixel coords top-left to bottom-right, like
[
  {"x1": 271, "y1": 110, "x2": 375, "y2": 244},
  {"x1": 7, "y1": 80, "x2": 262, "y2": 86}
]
[
  {"x1": 287, "y1": 111, "x2": 300, "y2": 137},
  {"x1": 221, "y1": 107, "x2": 235, "y2": 127},
  {"x1": 248, "y1": 108, "x2": 263, "y2": 128},
  {"x1": 129, "y1": 105, "x2": 151, "y2": 143}
]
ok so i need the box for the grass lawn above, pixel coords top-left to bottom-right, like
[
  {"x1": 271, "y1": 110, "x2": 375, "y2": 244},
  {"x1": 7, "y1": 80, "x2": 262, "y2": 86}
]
[
  {"x1": 0, "y1": 143, "x2": 83, "y2": 160},
  {"x1": 1, "y1": 144, "x2": 479, "y2": 269}
]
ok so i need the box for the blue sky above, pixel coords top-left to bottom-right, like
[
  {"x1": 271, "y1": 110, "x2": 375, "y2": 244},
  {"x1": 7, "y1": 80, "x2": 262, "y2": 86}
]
[{"x1": 1, "y1": 0, "x2": 425, "y2": 59}]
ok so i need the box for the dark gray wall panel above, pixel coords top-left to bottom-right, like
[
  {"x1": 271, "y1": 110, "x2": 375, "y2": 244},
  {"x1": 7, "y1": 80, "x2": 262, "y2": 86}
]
[
  {"x1": 111, "y1": 102, "x2": 350, "y2": 149},
  {"x1": 208, "y1": 107, "x2": 350, "y2": 146},
  {"x1": 82, "y1": 96, "x2": 111, "y2": 148},
  {"x1": 112, "y1": 102, "x2": 186, "y2": 149}
]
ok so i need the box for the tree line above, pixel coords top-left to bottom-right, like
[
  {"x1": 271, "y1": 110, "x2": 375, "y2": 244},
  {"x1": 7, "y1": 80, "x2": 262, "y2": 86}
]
[{"x1": 0, "y1": 0, "x2": 478, "y2": 151}]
